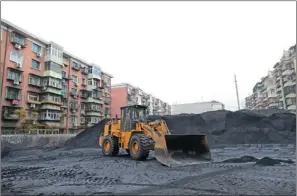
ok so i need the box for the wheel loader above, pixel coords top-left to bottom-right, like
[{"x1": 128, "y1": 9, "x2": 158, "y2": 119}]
[{"x1": 99, "y1": 105, "x2": 211, "y2": 167}]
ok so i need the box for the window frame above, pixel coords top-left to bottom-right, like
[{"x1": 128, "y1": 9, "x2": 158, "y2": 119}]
[
  {"x1": 29, "y1": 75, "x2": 41, "y2": 86},
  {"x1": 10, "y1": 51, "x2": 23, "y2": 66},
  {"x1": 6, "y1": 87, "x2": 20, "y2": 100},
  {"x1": 28, "y1": 93, "x2": 39, "y2": 102},
  {"x1": 32, "y1": 42, "x2": 42, "y2": 54},
  {"x1": 31, "y1": 59, "x2": 41, "y2": 70},
  {"x1": 7, "y1": 69, "x2": 22, "y2": 82}
]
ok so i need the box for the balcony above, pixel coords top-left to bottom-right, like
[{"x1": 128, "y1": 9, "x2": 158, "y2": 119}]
[
  {"x1": 2, "y1": 106, "x2": 21, "y2": 120},
  {"x1": 283, "y1": 69, "x2": 295, "y2": 76},
  {"x1": 104, "y1": 98, "x2": 111, "y2": 105},
  {"x1": 41, "y1": 95, "x2": 62, "y2": 104},
  {"x1": 61, "y1": 90, "x2": 67, "y2": 98},
  {"x1": 284, "y1": 80, "x2": 295, "y2": 88},
  {"x1": 39, "y1": 116, "x2": 61, "y2": 121},
  {"x1": 28, "y1": 99, "x2": 41, "y2": 105},
  {"x1": 71, "y1": 92, "x2": 79, "y2": 98},
  {"x1": 81, "y1": 67, "x2": 88, "y2": 75},
  {"x1": 45, "y1": 46, "x2": 63, "y2": 65},
  {"x1": 62, "y1": 73, "x2": 68, "y2": 80},
  {"x1": 72, "y1": 62, "x2": 81, "y2": 71}
]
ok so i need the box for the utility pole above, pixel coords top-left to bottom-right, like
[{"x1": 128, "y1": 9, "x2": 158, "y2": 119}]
[{"x1": 234, "y1": 74, "x2": 240, "y2": 110}]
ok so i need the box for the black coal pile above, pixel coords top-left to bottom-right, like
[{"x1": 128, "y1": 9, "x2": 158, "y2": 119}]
[
  {"x1": 222, "y1": 155, "x2": 259, "y2": 163},
  {"x1": 64, "y1": 119, "x2": 109, "y2": 148},
  {"x1": 65, "y1": 109, "x2": 296, "y2": 148},
  {"x1": 149, "y1": 109, "x2": 296, "y2": 146}
]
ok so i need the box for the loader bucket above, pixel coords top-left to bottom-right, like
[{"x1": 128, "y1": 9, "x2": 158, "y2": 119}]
[{"x1": 154, "y1": 134, "x2": 211, "y2": 167}]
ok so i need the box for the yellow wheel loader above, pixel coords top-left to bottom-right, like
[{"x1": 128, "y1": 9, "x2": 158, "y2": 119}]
[{"x1": 99, "y1": 105, "x2": 211, "y2": 167}]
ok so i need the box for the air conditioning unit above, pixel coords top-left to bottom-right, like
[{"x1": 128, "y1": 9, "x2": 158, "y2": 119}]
[
  {"x1": 14, "y1": 44, "x2": 21, "y2": 49},
  {"x1": 16, "y1": 63, "x2": 21, "y2": 68},
  {"x1": 30, "y1": 104, "x2": 36, "y2": 108},
  {"x1": 81, "y1": 110, "x2": 85, "y2": 114},
  {"x1": 13, "y1": 80, "x2": 19, "y2": 85},
  {"x1": 75, "y1": 83, "x2": 79, "y2": 87},
  {"x1": 36, "y1": 52, "x2": 42, "y2": 57},
  {"x1": 73, "y1": 95, "x2": 77, "y2": 98}
]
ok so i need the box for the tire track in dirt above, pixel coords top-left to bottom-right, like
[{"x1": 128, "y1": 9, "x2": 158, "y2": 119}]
[{"x1": 122, "y1": 163, "x2": 255, "y2": 195}]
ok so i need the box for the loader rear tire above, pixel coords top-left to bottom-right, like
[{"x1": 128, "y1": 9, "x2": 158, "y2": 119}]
[
  {"x1": 129, "y1": 134, "x2": 154, "y2": 161},
  {"x1": 102, "y1": 136, "x2": 119, "y2": 156}
]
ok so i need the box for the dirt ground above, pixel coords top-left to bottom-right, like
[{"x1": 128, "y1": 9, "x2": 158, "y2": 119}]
[{"x1": 2, "y1": 144, "x2": 295, "y2": 195}]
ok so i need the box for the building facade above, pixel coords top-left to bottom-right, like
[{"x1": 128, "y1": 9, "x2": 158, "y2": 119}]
[
  {"x1": 111, "y1": 83, "x2": 171, "y2": 117},
  {"x1": 0, "y1": 19, "x2": 112, "y2": 133},
  {"x1": 245, "y1": 44, "x2": 296, "y2": 113},
  {"x1": 170, "y1": 101, "x2": 225, "y2": 115}
]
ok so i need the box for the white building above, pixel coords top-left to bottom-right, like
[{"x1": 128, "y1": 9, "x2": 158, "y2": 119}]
[{"x1": 171, "y1": 101, "x2": 225, "y2": 115}]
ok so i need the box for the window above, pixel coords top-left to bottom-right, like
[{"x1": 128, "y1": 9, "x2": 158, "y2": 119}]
[
  {"x1": 46, "y1": 46, "x2": 63, "y2": 58},
  {"x1": 62, "y1": 71, "x2": 67, "y2": 78},
  {"x1": 29, "y1": 75, "x2": 41, "y2": 86},
  {"x1": 72, "y1": 88, "x2": 78, "y2": 95},
  {"x1": 10, "y1": 51, "x2": 23, "y2": 65},
  {"x1": 32, "y1": 43, "x2": 42, "y2": 54},
  {"x1": 31, "y1": 59, "x2": 41, "y2": 70},
  {"x1": 88, "y1": 79, "x2": 92, "y2": 85},
  {"x1": 7, "y1": 70, "x2": 22, "y2": 82},
  {"x1": 93, "y1": 80, "x2": 98, "y2": 87},
  {"x1": 46, "y1": 78, "x2": 61, "y2": 88},
  {"x1": 88, "y1": 66, "x2": 92, "y2": 74},
  {"x1": 28, "y1": 93, "x2": 39, "y2": 102},
  {"x1": 12, "y1": 33, "x2": 25, "y2": 45},
  {"x1": 80, "y1": 117, "x2": 85, "y2": 124},
  {"x1": 82, "y1": 78, "x2": 86, "y2": 85},
  {"x1": 6, "y1": 87, "x2": 20, "y2": 100},
  {"x1": 41, "y1": 110, "x2": 61, "y2": 120},
  {"x1": 45, "y1": 62, "x2": 62, "y2": 74},
  {"x1": 92, "y1": 90, "x2": 100, "y2": 98},
  {"x1": 71, "y1": 116, "x2": 77, "y2": 123},
  {"x1": 72, "y1": 75, "x2": 78, "y2": 83},
  {"x1": 81, "y1": 103, "x2": 85, "y2": 110},
  {"x1": 72, "y1": 61, "x2": 80, "y2": 69}
]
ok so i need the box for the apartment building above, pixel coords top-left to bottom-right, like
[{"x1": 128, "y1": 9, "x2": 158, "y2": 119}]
[
  {"x1": 0, "y1": 19, "x2": 112, "y2": 133},
  {"x1": 245, "y1": 44, "x2": 296, "y2": 113},
  {"x1": 171, "y1": 101, "x2": 225, "y2": 115},
  {"x1": 111, "y1": 83, "x2": 171, "y2": 117},
  {"x1": 245, "y1": 94, "x2": 256, "y2": 110}
]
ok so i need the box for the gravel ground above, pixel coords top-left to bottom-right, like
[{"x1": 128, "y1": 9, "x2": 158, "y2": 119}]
[{"x1": 2, "y1": 144, "x2": 295, "y2": 195}]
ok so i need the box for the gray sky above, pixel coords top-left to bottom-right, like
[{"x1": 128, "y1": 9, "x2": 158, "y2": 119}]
[{"x1": 1, "y1": 1, "x2": 296, "y2": 110}]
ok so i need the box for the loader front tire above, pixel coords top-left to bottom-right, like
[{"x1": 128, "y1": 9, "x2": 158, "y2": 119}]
[
  {"x1": 102, "y1": 136, "x2": 119, "y2": 156},
  {"x1": 129, "y1": 134, "x2": 154, "y2": 161}
]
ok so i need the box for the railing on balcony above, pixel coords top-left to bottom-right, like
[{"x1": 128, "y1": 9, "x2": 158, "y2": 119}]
[
  {"x1": 39, "y1": 116, "x2": 61, "y2": 121},
  {"x1": 42, "y1": 96, "x2": 62, "y2": 105},
  {"x1": 2, "y1": 129, "x2": 61, "y2": 135}
]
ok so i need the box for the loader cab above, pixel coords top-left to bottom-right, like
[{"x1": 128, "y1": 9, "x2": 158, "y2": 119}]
[{"x1": 120, "y1": 105, "x2": 148, "y2": 131}]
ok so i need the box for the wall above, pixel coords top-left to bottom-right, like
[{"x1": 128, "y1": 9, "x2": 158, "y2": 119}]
[
  {"x1": 171, "y1": 102, "x2": 224, "y2": 115},
  {"x1": 111, "y1": 87, "x2": 127, "y2": 118}
]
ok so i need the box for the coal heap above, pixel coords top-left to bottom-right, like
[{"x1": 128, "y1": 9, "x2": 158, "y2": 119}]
[
  {"x1": 64, "y1": 119, "x2": 109, "y2": 148},
  {"x1": 65, "y1": 109, "x2": 296, "y2": 148}
]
